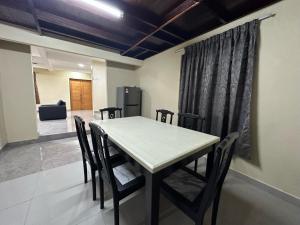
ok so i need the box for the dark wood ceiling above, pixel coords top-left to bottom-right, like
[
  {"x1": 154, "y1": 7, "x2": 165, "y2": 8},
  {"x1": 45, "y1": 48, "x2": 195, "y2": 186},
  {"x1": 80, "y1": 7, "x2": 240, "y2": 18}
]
[{"x1": 0, "y1": 0, "x2": 280, "y2": 60}]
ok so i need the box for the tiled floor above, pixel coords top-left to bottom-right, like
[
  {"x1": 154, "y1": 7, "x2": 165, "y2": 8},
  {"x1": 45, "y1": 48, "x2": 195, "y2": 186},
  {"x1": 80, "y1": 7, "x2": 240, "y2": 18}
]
[
  {"x1": 0, "y1": 161, "x2": 183, "y2": 225},
  {"x1": 37, "y1": 110, "x2": 101, "y2": 136},
  {"x1": 0, "y1": 138, "x2": 299, "y2": 225},
  {"x1": 0, "y1": 137, "x2": 82, "y2": 182}
]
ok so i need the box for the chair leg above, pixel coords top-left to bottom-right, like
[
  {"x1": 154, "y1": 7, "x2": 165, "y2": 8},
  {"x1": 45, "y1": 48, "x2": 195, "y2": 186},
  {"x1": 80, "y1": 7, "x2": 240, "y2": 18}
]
[
  {"x1": 99, "y1": 172, "x2": 104, "y2": 209},
  {"x1": 194, "y1": 159, "x2": 198, "y2": 172},
  {"x1": 211, "y1": 190, "x2": 221, "y2": 225},
  {"x1": 91, "y1": 170, "x2": 96, "y2": 201},
  {"x1": 83, "y1": 159, "x2": 88, "y2": 183},
  {"x1": 113, "y1": 199, "x2": 119, "y2": 225}
]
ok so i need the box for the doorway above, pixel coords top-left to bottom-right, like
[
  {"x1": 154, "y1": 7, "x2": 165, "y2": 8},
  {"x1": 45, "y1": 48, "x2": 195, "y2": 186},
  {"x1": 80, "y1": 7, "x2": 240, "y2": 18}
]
[{"x1": 70, "y1": 79, "x2": 93, "y2": 110}]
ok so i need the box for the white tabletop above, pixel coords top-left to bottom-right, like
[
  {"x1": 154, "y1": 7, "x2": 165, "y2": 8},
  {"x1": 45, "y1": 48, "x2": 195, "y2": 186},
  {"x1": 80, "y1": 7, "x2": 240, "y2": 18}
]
[{"x1": 92, "y1": 116, "x2": 220, "y2": 173}]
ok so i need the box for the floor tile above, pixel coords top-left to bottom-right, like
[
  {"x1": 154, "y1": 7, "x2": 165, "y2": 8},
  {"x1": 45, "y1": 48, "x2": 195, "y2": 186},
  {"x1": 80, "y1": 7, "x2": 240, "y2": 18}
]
[
  {"x1": 215, "y1": 175, "x2": 300, "y2": 225},
  {"x1": 0, "y1": 201, "x2": 30, "y2": 225},
  {"x1": 0, "y1": 137, "x2": 83, "y2": 183},
  {"x1": 101, "y1": 190, "x2": 175, "y2": 225},
  {"x1": 26, "y1": 183, "x2": 99, "y2": 225},
  {"x1": 0, "y1": 173, "x2": 39, "y2": 210},
  {"x1": 0, "y1": 145, "x2": 42, "y2": 182},
  {"x1": 40, "y1": 138, "x2": 82, "y2": 171},
  {"x1": 34, "y1": 161, "x2": 86, "y2": 197},
  {"x1": 76, "y1": 213, "x2": 106, "y2": 225},
  {"x1": 159, "y1": 209, "x2": 194, "y2": 225}
]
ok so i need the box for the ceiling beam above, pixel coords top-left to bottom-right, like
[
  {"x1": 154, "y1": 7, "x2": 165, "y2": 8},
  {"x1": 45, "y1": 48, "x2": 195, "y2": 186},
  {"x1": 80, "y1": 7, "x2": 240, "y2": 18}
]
[
  {"x1": 36, "y1": 10, "x2": 161, "y2": 53},
  {"x1": 132, "y1": 49, "x2": 148, "y2": 58},
  {"x1": 136, "y1": 51, "x2": 157, "y2": 60},
  {"x1": 27, "y1": 0, "x2": 42, "y2": 35},
  {"x1": 121, "y1": 0, "x2": 201, "y2": 56}
]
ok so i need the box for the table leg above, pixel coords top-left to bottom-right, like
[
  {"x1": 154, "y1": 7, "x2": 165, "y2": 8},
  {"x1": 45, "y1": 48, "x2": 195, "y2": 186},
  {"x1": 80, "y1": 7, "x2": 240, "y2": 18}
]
[
  {"x1": 206, "y1": 144, "x2": 216, "y2": 178},
  {"x1": 145, "y1": 170, "x2": 160, "y2": 225}
]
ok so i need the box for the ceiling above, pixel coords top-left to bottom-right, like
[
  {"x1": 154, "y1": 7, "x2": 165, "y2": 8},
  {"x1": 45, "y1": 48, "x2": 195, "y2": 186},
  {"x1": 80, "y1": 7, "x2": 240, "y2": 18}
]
[
  {"x1": 31, "y1": 46, "x2": 93, "y2": 73},
  {"x1": 0, "y1": 0, "x2": 281, "y2": 60}
]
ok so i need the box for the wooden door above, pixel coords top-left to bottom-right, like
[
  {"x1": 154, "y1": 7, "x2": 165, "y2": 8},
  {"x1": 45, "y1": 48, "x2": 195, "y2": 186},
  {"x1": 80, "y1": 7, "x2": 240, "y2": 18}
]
[
  {"x1": 81, "y1": 80, "x2": 93, "y2": 110},
  {"x1": 70, "y1": 79, "x2": 93, "y2": 110}
]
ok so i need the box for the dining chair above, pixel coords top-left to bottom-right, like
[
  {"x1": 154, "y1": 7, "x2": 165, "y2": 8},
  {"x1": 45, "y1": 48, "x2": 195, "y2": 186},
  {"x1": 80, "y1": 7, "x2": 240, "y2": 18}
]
[
  {"x1": 161, "y1": 132, "x2": 239, "y2": 225},
  {"x1": 100, "y1": 107, "x2": 122, "y2": 120},
  {"x1": 74, "y1": 116, "x2": 121, "y2": 202},
  {"x1": 156, "y1": 109, "x2": 174, "y2": 124},
  {"x1": 178, "y1": 113, "x2": 205, "y2": 173},
  {"x1": 89, "y1": 123, "x2": 145, "y2": 225}
]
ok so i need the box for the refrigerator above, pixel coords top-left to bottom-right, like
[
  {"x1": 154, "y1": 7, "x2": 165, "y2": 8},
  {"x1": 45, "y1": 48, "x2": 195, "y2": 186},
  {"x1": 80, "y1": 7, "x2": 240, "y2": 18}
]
[{"x1": 117, "y1": 87, "x2": 142, "y2": 117}]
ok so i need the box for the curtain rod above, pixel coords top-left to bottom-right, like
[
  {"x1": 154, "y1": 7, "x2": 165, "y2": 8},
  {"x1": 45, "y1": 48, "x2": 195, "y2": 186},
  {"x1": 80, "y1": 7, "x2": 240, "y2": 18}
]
[{"x1": 175, "y1": 13, "x2": 276, "y2": 53}]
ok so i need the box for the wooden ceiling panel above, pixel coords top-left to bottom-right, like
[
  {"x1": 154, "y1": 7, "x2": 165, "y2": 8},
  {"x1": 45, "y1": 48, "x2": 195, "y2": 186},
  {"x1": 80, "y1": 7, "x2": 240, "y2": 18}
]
[
  {"x1": 0, "y1": 5, "x2": 36, "y2": 28},
  {"x1": 0, "y1": 0, "x2": 281, "y2": 59},
  {"x1": 170, "y1": 3, "x2": 217, "y2": 32},
  {"x1": 122, "y1": 0, "x2": 181, "y2": 16}
]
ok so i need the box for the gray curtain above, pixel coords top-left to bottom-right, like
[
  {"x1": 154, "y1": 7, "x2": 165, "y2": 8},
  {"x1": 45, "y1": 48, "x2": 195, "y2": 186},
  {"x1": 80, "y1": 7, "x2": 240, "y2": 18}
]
[{"x1": 178, "y1": 20, "x2": 259, "y2": 158}]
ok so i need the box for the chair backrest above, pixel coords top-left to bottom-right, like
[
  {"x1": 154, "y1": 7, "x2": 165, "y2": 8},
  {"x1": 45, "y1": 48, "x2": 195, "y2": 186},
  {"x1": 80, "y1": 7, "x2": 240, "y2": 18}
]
[
  {"x1": 100, "y1": 107, "x2": 122, "y2": 120},
  {"x1": 89, "y1": 123, "x2": 118, "y2": 193},
  {"x1": 196, "y1": 132, "x2": 239, "y2": 217},
  {"x1": 177, "y1": 113, "x2": 205, "y2": 131},
  {"x1": 74, "y1": 116, "x2": 95, "y2": 167},
  {"x1": 156, "y1": 109, "x2": 174, "y2": 124}
]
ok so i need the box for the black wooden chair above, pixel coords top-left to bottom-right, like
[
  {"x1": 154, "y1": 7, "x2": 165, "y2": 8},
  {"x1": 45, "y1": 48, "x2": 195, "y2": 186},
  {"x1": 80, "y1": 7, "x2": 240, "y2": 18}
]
[
  {"x1": 156, "y1": 109, "x2": 174, "y2": 124},
  {"x1": 89, "y1": 123, "x2": 145, "y2": 225},
  {"x1": 100, "y1": 107, "x2": 122, "y2": 120},
  {"x1": 161, "y1": 132, "x2": 239, "y2": 225},
  {"x1": 178, "y1": 113, "x2": 205, "y2": 172},
  {"x1": 74, "y1": 116, "x2": 121, "y2": 202}
]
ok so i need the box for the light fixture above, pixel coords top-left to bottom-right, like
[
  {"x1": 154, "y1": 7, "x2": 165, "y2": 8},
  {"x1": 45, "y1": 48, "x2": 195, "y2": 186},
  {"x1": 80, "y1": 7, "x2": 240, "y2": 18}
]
[
  {"x1": 80, "y1": 0, "x2": 123, "y2": 18},
  {"x1": 78, "y1": 63, "x2": 85, "y2": 68}
]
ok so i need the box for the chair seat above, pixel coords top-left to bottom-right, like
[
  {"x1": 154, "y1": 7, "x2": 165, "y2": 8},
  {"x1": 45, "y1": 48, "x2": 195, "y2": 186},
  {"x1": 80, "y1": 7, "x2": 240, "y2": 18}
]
[
  {"x1": 113, "y1": 162, "x2": 145, "y2": 199},
  {"x1": 87, "y1": 146, "x2": 121, "y2": 169},
  {"x1": 162, "y1": 168, "x2": 207, "y2": 203}
]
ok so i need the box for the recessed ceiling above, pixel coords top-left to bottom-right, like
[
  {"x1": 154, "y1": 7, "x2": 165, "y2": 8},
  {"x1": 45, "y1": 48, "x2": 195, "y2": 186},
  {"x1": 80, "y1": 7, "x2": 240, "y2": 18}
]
[
  {"x1": 0, "y1": 0, "x2": 281, "y2": 60},
  {"x1": 31, "y1": 46, "x2": 94, "y2": 73}
]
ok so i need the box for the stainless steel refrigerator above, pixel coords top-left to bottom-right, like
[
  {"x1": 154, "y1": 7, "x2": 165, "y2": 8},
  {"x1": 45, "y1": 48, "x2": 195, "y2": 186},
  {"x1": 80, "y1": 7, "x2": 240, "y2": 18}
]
[{"x1": 117, "y1": 87, "x2": 142, "y2": 117}]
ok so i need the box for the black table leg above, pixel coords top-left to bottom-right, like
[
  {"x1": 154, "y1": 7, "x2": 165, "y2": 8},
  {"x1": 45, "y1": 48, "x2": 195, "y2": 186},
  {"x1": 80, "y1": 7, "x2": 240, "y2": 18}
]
[
  {"x1": 206, "y1": 144, "x2": 216, "y2": 178},
  {"x1": 145, "y1": 170, "x2": 160, "y2": 225}
]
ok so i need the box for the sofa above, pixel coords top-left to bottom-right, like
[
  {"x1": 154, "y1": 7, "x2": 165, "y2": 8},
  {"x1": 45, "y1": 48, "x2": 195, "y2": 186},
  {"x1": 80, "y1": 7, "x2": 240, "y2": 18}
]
[{"x1": 38, "y1": 100, "x2": 67, "y2": 121}]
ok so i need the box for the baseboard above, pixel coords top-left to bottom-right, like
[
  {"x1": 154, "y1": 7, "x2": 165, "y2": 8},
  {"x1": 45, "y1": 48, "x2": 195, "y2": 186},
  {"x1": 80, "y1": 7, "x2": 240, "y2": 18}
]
[
  {"x1": 229, "y1": 169, "x2": 300, "y2": 207},
  {"x1": 0, "y1": 142, "x2": 7, "y2": 151},
  {"x1": 4, "y1": 130, "x2": 90, "y2": 149}
]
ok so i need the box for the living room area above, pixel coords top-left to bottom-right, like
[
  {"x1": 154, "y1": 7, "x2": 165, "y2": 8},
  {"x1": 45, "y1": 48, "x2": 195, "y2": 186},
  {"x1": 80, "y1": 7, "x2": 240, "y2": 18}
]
[
  {"x1": 31, "y1": 46, "x2": 138, "y2": 139},
  {"x1": 32, "y1": 46, "x2": 103, "y2": 138}
]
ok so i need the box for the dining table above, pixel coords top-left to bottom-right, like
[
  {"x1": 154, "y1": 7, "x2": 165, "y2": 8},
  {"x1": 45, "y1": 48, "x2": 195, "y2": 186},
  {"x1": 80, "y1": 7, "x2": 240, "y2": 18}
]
[{"x1": 91, "y1": 116, "x2": 220, "y2": 225}]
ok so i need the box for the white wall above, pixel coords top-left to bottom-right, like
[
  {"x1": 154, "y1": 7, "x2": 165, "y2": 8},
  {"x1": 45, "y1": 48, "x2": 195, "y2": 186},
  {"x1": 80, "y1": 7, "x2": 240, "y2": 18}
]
[
  {"x1": 35, "y1": 69, "x2": 91, "y2": 110},
  {"x1": 107, "y1": 62, "x2": 139, "y2": 107},
  {"x1": 137, "y1": 0, "x2": 300, "y2": 198},
  {"x1": 92, "y1": 61, "x2": 108, "y2": 111},
  {"x1": 137, "y1": 50, "x2": 181, "y2": 123},
  {"x1": 0, "y1": 75, "x2": 7, "y2": 149},
  {"x1": 0, "y1": 41, "x2": 38, "y2": 143}
]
